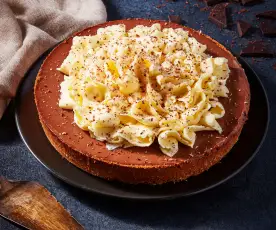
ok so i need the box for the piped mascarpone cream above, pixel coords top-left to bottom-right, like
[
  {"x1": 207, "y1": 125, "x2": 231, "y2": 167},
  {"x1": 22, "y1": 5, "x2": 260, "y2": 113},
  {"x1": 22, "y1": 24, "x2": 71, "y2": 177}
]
[{"x1": 58, "y1": 23, "x2": 230, "y2": 157}]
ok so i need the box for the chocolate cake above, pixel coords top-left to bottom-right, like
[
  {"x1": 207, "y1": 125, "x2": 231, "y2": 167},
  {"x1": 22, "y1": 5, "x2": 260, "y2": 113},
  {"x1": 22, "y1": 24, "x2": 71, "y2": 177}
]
[{"x1": 34, "y1": 19, "x2": 250, "y2": 184}]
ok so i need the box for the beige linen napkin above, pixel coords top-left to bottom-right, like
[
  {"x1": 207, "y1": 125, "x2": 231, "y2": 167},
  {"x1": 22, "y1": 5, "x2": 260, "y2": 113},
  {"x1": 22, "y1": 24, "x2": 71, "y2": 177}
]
[{"x1": 0, "y1": 0, "x2": 107, "y2": 118}]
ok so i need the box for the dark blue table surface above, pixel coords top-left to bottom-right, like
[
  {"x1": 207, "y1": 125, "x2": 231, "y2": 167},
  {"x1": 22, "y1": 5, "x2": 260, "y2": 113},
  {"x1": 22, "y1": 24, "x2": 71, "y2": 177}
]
[{"x1": 1, "y1": 0, "x2": 276, "y2": 229}]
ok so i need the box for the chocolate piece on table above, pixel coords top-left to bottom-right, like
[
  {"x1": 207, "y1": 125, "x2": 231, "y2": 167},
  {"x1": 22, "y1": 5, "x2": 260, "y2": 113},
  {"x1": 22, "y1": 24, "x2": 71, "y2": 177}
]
[
  {"x1": 240, "y1": 41, "x2": 274, "y2": 57},
  {"x1": 205, "y1": 0, "x2": 225, "y2": 6},
  {"x1": 256, "y1": 11, "x2": 276, "y2": 20},
  {"x1": 237, "y1": 20, "x2": 251, "y2": 37},
  {"x1": 241, "y1": 0, "x2": 263, "y2": 5},
  {"x1": 260, "y1": 19, "x2": 276, "y2": 37},
  {"x1": 208, "y1": 3, "x2": 229, "y2": 29},
  {"x1": 168, "y1": 15, "x2": 182, "y2": 24}
]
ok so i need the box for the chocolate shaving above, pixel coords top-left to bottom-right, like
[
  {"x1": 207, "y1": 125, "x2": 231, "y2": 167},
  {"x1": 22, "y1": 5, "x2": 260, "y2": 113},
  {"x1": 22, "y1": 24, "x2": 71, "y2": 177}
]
[
  {"x1": 168, "y1": 15, "x2": 182, "y2": 24},
  {"x1": 260, "y1": 19, "x2": 276, "y2": 37},
  {"x1": 205, "y1": 0, "x2": 225, "y2": 6},
  {"x1": 256, "y1": 11, "x2": 276, "y2": 20},
  {"x1": 208, "y1": 3, "x2": 229, "y2": 29},
  {"x1": 240, "y1": 0, "x2": 263, "y2": 6},
  {"x1": 237, "y1": 20, "x2": 251, "y2": 37},
  {"x1": 240, "y1": 41, "x2": 274, "y2": 58}
]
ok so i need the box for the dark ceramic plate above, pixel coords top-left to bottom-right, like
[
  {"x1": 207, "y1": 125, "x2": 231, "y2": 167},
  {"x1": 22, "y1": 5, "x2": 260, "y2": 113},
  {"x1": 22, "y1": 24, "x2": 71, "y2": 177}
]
[{"x1": 15, "y1": 48, "x2": 269, "y2": 200}]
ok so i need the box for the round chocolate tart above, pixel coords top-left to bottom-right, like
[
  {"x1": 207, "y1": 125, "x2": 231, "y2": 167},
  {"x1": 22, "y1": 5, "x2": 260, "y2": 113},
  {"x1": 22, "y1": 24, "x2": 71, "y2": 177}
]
[{"x1": 34, "y1": 19, "x2": 250, "y2": 184}]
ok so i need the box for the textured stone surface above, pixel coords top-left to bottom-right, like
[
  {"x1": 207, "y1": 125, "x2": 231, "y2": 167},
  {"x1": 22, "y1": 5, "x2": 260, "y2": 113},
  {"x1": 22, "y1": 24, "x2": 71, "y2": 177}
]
[{"x1": 1, "y1": 0, "x2": 276, "y2": 229}]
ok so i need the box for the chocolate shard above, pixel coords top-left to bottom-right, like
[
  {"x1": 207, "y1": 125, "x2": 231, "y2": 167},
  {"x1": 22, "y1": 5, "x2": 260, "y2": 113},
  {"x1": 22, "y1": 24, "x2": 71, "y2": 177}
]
[
  {"x1": 240, "y1": 41, "x2": 274, "y2": 57},
  {"x1": 205, "y1": 0, "x2": 225, "y2": 6},
  {"x1": 257, "y1": 11, "x2": 276, "y2": 20},
  {"x1": 168, "y1": 15, "x2": 182, "y2": 24},
  {"x1": 260, "y1": 19, "x2": 276, "y2": 37},
  {"x1": 209, "y1": 3, "x2": 229, "y2": 29},
  {"x1": 241, "y1": 0, "x2": 263, "y2": 5},
  {"x1": 237, "y1": 20, "x2": 251, "y2": 37}
]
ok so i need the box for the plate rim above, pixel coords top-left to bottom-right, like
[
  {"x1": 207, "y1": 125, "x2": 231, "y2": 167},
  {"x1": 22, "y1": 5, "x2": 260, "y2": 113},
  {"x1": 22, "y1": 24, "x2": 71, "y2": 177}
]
[{"x1": 14, "y1": 46, "x2": 270, "y2": 200}]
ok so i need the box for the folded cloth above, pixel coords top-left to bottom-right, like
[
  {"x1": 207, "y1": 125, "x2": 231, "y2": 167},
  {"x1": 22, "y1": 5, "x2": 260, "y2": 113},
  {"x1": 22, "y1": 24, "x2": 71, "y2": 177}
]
[{"x1": 0, "y1": 0, "x2": 107, "y2": 118}]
